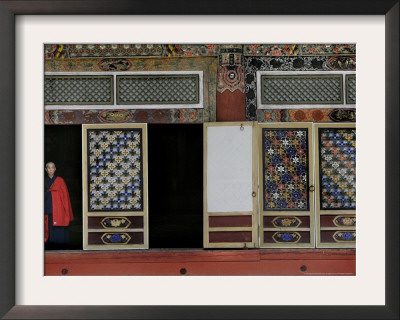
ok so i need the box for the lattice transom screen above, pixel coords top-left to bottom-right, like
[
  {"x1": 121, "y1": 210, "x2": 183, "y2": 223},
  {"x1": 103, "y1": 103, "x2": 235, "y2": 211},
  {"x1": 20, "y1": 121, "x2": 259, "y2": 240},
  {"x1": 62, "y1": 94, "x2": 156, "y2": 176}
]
[
  {"x1": 45, "y1": 76, "x2": 113, "y2": 105},
  {"x1": 117, "y1": 75, "x2": 199, "y2": 105},
  {"x1": 346, "y1": 75, "x2": 356, "y2": 104},
  {"x1": 261, "y1": 75, "x2": 343, "y2": 104}
]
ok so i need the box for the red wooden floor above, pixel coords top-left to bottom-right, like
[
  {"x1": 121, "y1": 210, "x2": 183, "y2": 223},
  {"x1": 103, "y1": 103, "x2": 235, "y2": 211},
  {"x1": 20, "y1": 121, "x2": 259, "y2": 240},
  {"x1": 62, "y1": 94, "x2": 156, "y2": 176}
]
[{"x1": 45, "y1": 249, "x2": 355, "y2": 276}]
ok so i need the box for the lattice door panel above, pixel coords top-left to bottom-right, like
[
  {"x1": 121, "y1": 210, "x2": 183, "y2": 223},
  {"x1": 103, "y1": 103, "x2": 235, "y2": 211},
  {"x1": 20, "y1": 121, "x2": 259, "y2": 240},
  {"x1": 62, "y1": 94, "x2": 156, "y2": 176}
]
[
  {"x1": 83, "y1": 124, "x2": 148, "y2": 250},
  {"x1": 203, "y1": 122, "x2": 258, "y2": 248},
  {"x1": 259, "y1": 123, "x2": 315, "y2": 248},
  {"x1": 315, "y1": 123, "x2": 356, "y2": 248}
]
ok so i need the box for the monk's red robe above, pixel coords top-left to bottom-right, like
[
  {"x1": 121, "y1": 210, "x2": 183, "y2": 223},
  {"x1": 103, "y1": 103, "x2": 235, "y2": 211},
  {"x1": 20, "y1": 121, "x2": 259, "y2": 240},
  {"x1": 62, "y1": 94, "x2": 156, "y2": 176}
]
[{"x1": 47, "y1": 177, "x2": 74, "y2": 226}]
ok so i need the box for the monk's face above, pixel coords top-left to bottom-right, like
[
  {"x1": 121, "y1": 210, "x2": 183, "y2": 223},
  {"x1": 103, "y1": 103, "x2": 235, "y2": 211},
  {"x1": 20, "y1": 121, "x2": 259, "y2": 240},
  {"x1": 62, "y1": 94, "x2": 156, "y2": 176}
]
[{"x1": 45, "y1": 163, "x2": 56, "y2": 177}]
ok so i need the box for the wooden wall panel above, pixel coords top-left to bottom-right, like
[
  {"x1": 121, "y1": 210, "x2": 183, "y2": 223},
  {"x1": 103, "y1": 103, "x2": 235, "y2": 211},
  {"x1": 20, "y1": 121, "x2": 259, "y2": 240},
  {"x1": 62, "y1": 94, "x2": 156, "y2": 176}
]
[
  {"x1": 216, "y1": 90, "x2": 246, "y2": 121},
  {"x1": 45, "y1": 249, "x2": 356, "y2": 276}
]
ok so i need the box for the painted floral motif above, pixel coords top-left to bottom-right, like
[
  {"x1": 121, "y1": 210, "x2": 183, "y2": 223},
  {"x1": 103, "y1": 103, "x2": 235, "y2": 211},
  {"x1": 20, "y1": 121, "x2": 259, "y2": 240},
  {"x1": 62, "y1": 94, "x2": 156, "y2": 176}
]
[
  {"x1": 319, "y1": 128, "x2": 356, "y2": 210},
  {"x1": 263, "y1": 129, "x2": 309, "y2": 211},
  {"x1": 333, "y1": 231, "x2": 356, "y2": 242},
  {"x1": 333, "y1": 216, "x2": 356, "y2": 227},
  {"x1": 272, "y1": 232, "x2": 301, "y2": 243},
  {"x1": 101, "y1": 232, "x2": 131, "y2": 244},
  {"x1": 88, "y1": 129, "x2": 142, "y2": 211},
  {"x1": 101, "y1": 217, "x2": 131, "y2": 228},
  {"x1": 272, "y1": 216, "x2": 302, "y2": 228}
]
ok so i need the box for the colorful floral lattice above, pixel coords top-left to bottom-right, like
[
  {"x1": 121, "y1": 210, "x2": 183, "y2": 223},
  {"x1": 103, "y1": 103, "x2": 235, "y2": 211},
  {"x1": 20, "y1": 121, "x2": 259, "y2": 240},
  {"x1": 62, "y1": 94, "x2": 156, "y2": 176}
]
[
  {"x1": 88, "y1": 129, "x2": 142, "y2": 211},
  {"x1": 262, "y1": 129, "x2": 309, "y2": 211},
  {"x1": 319, "y1": 128, "x2": 356, "y2": 210}
]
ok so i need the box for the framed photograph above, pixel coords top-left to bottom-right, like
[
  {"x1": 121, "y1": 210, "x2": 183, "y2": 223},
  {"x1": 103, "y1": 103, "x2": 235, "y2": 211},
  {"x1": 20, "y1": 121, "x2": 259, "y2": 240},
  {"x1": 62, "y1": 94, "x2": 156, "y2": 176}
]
[{"x1": 0, "y1": 1, "x2": 398, "y2": 319}]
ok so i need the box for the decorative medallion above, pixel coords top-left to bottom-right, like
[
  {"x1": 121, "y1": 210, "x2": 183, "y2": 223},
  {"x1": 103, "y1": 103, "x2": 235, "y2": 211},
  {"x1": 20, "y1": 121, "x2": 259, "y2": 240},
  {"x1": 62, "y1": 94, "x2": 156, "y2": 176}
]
[
  {"x1": 101, "y1": 232, "x2": 131, "y2": 244},
  {"x1": 98, "y1": 58, "x2": 132, "y2": 71},
  {"x1": 88, "y1": 129, "x2": 143, "y2": 211},
  {"x1": 272, "y1": 216, "x2": 302, "y2": 228},
  {"x1": 272, "y1": 232, "x2": 301, "y2": 243},
  {"x1": 328, "y1": 109, "x2": 356, "y2": 122},
  {"x1": 99, "y1": 110, "x2": 132, "y2": 123},
  {"x1": 217, "y1": 65, "x2": 245, "y2": 93},
  {"x1": 333, "y1": 231, "x2": 356, "y2": 242},
  {"x1": 327, "y1": 56, "x2": 356, "y2": 71},
  {"x1": 333, "y1": 216, "x2": 356, "y2": 227},
  {"x1": 101, "y1": 217, "x2": 131, "y2": 229},
  {"x1": 319, "y1": 128, "x2": 356, "y2": 210},
  {"x1": 262, "y1": 128, "x2": 309, "y2": 211}
]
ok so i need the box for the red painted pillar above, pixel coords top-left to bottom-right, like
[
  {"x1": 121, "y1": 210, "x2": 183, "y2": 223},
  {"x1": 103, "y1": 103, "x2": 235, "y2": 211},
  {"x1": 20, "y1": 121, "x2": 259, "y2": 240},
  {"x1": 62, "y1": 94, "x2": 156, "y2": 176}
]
[{"x1": 216, "y1": 45, "x2": 246, "y2": 121}]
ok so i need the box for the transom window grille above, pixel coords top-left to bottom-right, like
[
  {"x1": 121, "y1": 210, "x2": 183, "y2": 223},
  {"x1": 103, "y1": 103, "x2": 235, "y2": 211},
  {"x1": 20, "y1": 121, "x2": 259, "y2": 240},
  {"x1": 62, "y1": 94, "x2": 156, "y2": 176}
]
[
  {"x1": 261, "y1": 75, "x2": 343, "y2": 104},
  {"x1": 257, "y1": 71, "x2": 356, "y2": 109},
  {"x1": 45, "y1": 76, "x2": 113, "y2": 105},
  {"x1": 117, "y1": 75, "x2": 199, "y2": 105},
  {"x1": 346, "y1": 75, "x2": 356, "y2": 104}
]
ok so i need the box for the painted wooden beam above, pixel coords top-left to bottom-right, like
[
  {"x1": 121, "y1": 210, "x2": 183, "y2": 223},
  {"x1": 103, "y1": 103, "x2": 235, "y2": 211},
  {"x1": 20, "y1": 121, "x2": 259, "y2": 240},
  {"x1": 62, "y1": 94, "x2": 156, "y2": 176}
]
[{"x1": 45, "y1": 249, "x2": 355, "y2": 276}]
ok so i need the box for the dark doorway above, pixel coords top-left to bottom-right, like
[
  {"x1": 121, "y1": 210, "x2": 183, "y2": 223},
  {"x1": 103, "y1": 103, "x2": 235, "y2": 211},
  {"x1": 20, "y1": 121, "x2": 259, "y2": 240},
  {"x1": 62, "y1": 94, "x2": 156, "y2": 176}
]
[
  {"x1": 45, "y1": 125, "x2": 82, "y2": 250},
  {"x1": 148, "y1": 124, "x2": 203, "y2": 248}
]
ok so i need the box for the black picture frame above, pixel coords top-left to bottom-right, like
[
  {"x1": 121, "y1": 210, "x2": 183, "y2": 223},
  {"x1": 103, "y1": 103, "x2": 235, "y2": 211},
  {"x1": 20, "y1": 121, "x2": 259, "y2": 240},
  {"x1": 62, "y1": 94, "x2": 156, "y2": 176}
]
[{"x1": 0, "y1": 1, "x2": 398, "y2": 319}]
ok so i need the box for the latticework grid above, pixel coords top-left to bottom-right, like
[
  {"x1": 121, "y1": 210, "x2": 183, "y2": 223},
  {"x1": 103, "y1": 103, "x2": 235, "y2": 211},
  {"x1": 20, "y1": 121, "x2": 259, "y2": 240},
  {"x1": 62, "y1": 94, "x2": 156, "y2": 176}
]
[
  {"x1": 45, "y1": 76, "x2": 113, "y2": 105},
  {"x1": 117, "y1": 75, "x2": 199, "y2": 105},
  {"x1": 261, "y1": 75, "x2": 343, "y2": 104},
  {"x1": 346, "y1": 75, "x2": 356, "y2": 104}
]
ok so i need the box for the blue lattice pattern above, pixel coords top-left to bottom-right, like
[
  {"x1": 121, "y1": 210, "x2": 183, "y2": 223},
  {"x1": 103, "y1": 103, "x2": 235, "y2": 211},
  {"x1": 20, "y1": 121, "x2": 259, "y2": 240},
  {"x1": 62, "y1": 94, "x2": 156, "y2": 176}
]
[
  {"x1": 88, "y1": 129, "x2": 142, "y2": 211},
  {"x1": 263, "y1": 129, "x2": 309, "y2": 211},
  {"x1": 320, "y1": 128, "x2": 356, "y2": 209}
]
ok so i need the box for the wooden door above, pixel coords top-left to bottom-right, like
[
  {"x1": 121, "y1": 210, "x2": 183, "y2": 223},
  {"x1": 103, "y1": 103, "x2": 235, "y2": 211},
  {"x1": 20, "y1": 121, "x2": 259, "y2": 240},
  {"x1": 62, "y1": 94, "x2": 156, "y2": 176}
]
[
  {"x1": 314, "y1": 123, "x2": 356, "y2": 248},
  {"x1": 259, "y1": 123, "x2": 315, "y2": 248},
  {"x1": 203, "y1": 122, "x2": 259, "y2": 248},
  {"x1": 82, "y1": 124, "x2": 148, "y2": 249}
]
